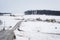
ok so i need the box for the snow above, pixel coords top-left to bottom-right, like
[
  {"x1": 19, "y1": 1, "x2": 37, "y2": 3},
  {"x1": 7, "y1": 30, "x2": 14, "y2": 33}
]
[{"x1": 0, "y1": 15, "x2": 60, "y2": 40}]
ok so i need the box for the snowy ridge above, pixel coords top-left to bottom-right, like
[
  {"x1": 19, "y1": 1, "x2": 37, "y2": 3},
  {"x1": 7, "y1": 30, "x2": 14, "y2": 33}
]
[{"x1": 0, "y1": 15, "x2": 60, "y2": 40}]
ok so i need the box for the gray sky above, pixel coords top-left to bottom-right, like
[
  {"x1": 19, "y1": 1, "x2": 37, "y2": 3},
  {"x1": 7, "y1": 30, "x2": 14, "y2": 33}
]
[{"x1": 0, "y1": 0, "x2": 60, "y2": 14}]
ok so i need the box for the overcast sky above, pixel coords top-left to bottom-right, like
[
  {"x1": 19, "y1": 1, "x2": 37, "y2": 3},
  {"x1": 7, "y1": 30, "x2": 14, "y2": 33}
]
[{"x1": 0, "y1": 0, "x2": 60, "y2": 14}]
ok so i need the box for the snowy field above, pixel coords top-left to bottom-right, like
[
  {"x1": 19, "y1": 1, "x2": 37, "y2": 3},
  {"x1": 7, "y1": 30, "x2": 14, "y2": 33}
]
[{"x1": 0, "y1": 15, "x2": 60, "y2": 40}]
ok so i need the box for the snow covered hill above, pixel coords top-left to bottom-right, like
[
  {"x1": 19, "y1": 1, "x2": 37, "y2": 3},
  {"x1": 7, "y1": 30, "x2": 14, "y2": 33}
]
[{"x1": 0, "y1": 15, "x2": 60, "y2": 40}]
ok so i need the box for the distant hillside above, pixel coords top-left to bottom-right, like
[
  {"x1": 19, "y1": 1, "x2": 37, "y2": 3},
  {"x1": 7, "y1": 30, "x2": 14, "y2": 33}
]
[
  {"x1": 0, "y1": 13, "x2": 11, "y2": 16},
  {"x1": 24, "y1": 10, "x2": 60, "y2": 16}
]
